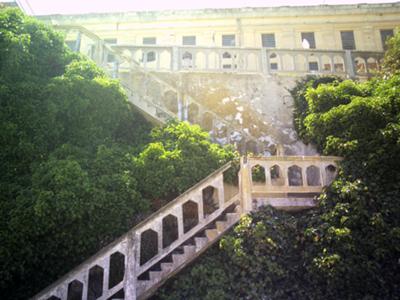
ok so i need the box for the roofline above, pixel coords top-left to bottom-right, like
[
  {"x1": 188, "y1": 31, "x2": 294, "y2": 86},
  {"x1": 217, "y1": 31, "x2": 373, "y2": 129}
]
[{"x1": 36, "y1": 2, "x2": 400, "y2": 22}]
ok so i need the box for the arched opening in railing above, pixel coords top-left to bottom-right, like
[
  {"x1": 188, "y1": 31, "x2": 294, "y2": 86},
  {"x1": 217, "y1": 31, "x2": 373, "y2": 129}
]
[
  {"x1": 47, "y1": 296, "x2": 61, "y2": 300},
  {"x1": 281, "y1": 53, "x2": 294, "y2": 71},
  {"x1": 159, "y1": 50, "x2": 171, "y2": 69},
  {"x1": 333, "y1": 56, "x2": 345, "y2": 72},
  {"x1": 182, "y1": 51, "x2": 193, "y2": 69},
  {"x1": 270, "y1": 165, "x2": 284, "y2": 186},
  {"x1": 269, "y1": 52, "x2": 279, "y2": 70},
  {"x1": 306, "y1": 165, "x2": 321, "y2": 186},
  {"x1": 321, "y1": 55, "x2": 332, "y2": 71},
  {"x1": 367, "y1": 57, "x2": 379, "y2": 72},
  {"x1": 308, "y1": 54, "x2": 319, "y2": 72},
  {"x1": 295, "y1": 54, "x2": 307, "y2": 72},
  {"x1": 325, "y1": 164, "x2": 337, "y2": 185},
  {"x1": 88, "y1": 265, "x2": 104, "y2": 300},
  {"x1": 354, "y1": 57, "x2": 367, "y2": 73},
  {"x1": 202, "y1": 186, "x2": 219, "y2": 217},
  {"x1": 162, "y1": 214, "x2": 179, "y2": 248},
  {"x1": 109, "y1": 252, "x2": 125, "y2": 289},
  {"x1": 222, "y1": 51, "x2": 234, "y2": 69},
  {"x1": 140, "y1": 229, "x2": 158, "y2": 265},
  {"x1": 251, "y1": 164, "x2": 266, "y2": 185},
  {"x1": 163, "y1": 90, "x2": 178, "y2": 114},
  {"x1": 288, "y1": 165, "x2": 303, "y2": 186},
  {"x1": 67, "y1": 280, "x2": 83, "y2": 300},
  {"x1": 183, "y1": 200, "x2": 199, "y2": 233},
  {"x1": 145, "y1": 51, "x2": 156, "y2": 63},
  {"x1": 195, "y1": 51, "x2": 206, "y2": 69}
]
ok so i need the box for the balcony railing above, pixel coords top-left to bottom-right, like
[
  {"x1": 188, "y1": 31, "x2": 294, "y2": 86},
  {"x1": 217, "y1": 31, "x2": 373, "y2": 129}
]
[{"x1": 112, "y1": 44, "x2": 384, "y2": 77}]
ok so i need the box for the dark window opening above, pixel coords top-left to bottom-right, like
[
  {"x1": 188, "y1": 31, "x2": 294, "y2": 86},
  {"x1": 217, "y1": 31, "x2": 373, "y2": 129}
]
[
  {"x1": 341, "y1": 31, "x2": 356, "y2": 50},
  {"x1": 183, "y1": 35, "x2": 196, "y2": 46},
  {"x1": 380, "y1": 29, "x2": 394, "y2": 50},
  {"x1": 143, "y1": 37, "x2": 156, "y2": 45},
  {"x1": 301, "y1": 32, "x2": 316, "y2": 49},
  {"x1": 222, "y1": 34, "x2": 235, "y2": 46},
  {"x1": 262, "y1": 33, "x2": 276, "y2": 48}
]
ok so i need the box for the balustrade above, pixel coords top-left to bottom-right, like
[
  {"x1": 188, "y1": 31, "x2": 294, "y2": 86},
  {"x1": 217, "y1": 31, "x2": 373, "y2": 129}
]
[
  {"x1": 32, "y1": 163, "x2": 240, "y2": 300},
  {"x1": 248, "y1": 156, "x2": 342, "y2": 197}
]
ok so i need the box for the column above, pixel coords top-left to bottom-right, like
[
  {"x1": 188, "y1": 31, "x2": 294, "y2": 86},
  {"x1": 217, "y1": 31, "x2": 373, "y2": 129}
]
[
  {"x1": 240, "y1": 157, "x2": 253, "y2": 213},
  {"x1": 261, "y1": 48, "x2": 269, "y2": 74},
  {"x1": 172, "y1": 46, "x2": 179, "y2": 71},
  {"x1": 124, "y1": 233, "x2": 138, "y2": 300},
  {"x1": 302, "y1": 167, "x2": 308, "y2": 187},
  {"x1": 344, "y1": 50, "x2": 356, "y2": 78}
]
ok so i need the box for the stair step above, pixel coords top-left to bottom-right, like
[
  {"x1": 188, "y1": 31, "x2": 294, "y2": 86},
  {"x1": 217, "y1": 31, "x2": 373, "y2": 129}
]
[
  {"x1": 183, "y1": 245, "x2": 196, "y2": 256},
  {"x1": 226, "y1": 212, "x2": 240, "y2": 224},
  {"x1": 205, "y1": 228, "x2": 219, "y2": 241},
  {"x1": 149, "y1": 270, "x2": 164, "y2": 283},
  {"x1": 172, "y1": 253, "x2": 186, "y2": 265},
  {"x1": 194, "y1": 237, "x2": 208, "y2": 250},
  {"x1": 161, "y1": 262, "x2": 174, "y2": 272},
  {"x1": 215, "y1": 221, "x2": 227, "y2": 232}
]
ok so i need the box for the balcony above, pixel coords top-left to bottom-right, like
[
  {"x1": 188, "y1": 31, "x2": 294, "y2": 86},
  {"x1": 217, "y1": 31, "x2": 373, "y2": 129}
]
[{"x1": 111, "y1": 44, "x2": 384, "y2": 78}]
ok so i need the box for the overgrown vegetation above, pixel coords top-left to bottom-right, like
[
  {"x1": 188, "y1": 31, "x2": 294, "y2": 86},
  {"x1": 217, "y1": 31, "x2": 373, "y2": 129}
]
[
  {"x1": 0, "y1": 9, "x2": 235, "y2": 299},
  {"x1": 156, "y1": 31, "x2": 400, "y2": 299}
]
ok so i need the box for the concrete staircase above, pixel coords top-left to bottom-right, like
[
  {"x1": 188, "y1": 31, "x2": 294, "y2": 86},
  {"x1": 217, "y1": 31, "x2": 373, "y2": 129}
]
[
  {"x1": 136, "y1": 206, "x2": 241, "y2": 300},
  {"x1": 31, "y1": 155, "x2": 342, "y2": 300},
  {"x1": 55, "y1": 25, "x2": 260, "y2": 148}
]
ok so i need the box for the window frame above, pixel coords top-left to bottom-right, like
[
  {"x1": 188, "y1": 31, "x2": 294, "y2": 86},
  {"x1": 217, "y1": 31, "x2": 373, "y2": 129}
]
[
  {"x1": 340, "y1": 31, "x2": 356, "y2": 50},
  {"x1": 301, "y1": 32, "x2": 316, "y2": 49},
  {"x1": 380, "y1": 29, "x2": 394, "y2": 50},
  {"x1": 182, "y1": 35, "x2": 196, "y2": 46},
  {"x1": 222, "y1": 34, "x2": 236, "y2": 47},
  {"x1": 261, "y1": 33, "x2": 276, "y2": 48},
  {"x1": 143, "y1": 37, "x2": 156, "y2": 45}
]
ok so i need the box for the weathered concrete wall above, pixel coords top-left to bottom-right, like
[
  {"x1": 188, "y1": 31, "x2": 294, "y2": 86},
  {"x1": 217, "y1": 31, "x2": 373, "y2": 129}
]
[{"x1": 153, "y1": 72, "x2": 317, "y2": 155}]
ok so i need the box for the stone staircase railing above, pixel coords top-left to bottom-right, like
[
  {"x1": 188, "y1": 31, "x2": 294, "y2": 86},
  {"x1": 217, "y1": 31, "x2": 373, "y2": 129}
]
[
  {"x1": 54, "y1": 25, "x2": 260, "y2": 147},
  {"x1": 240, "y1": 155, "x2": 343, "y2": 212},
  {"x1": 31, "y1": 162, "x2": 242, "y2": 300}
]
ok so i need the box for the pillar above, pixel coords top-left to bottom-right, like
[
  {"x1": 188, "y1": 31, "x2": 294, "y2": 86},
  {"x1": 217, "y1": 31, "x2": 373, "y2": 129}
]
[
  {"x1": 124, "y1": 232, "x2": 138, "y2": 300},
  {"x1": 344, "y1": 50, "x2": 356, "y2": 78},
  {"x1": 240, "y1": 157, "x2": 253, "y2": 213}
]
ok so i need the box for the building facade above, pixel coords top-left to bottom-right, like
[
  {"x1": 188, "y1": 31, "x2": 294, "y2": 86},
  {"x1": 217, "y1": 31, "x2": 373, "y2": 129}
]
[{"x1": 39, "y1": 3, "x2": 400, "y2": 155}]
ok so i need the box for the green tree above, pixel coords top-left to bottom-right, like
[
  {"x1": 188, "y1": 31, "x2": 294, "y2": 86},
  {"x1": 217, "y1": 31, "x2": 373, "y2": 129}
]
[{"x1": 135, "y1": 120, "x2": 236, "y2": 208}]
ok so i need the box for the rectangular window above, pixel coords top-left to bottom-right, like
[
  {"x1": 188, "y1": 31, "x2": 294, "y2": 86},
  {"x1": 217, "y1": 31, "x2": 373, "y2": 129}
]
[
  {"x1": 261, "y1": 33, "x2": 276, "y2": 48},
  {"x1": 182, "y1": 36, "x2": 196, "y2": 46},
  {"x1": 222, "y1": 34, "x2": 235, "y2": 47},
  {"x1": 143, "y1": 37, "x2": 156, "y2": 45},
  {"x1": 380, "y1": 29, "x2": 394, "y2": 50},
  {"x1": 104, "y1": 38, "x2": 117, "y2": 44},
  {"x1": 341, "y1": 31, "x2": 356, "y2": 50},
  {"x1": 301, "y1": 32, "x2": 316, "y2": 49}
]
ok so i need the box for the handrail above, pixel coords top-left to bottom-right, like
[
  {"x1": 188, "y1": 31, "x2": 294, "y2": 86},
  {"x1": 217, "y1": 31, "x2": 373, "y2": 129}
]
[{"x1": 31, "y1": 161, "x2": 233, "y2": 300}]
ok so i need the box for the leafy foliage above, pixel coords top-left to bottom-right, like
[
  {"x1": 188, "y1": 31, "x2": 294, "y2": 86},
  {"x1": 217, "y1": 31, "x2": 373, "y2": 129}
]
[
  {"x1": 156, "y1": 31, "x2": 400, "y2": 300},
  {"x1": 0, "y1": 9, "x2": 235, "y2": 299},
  {"x1": 290, "y1": 75, "x2": 342, "y2": 142}
]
